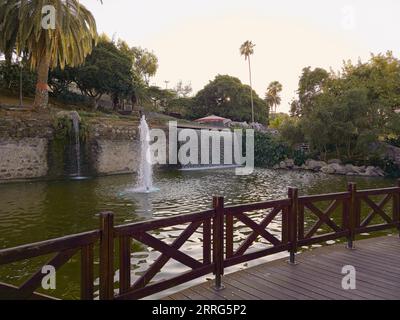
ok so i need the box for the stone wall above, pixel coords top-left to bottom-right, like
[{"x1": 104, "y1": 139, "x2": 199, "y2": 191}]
[
  {"x1": 0, "y1": 108, "x2": 145, "y2": 182},
  {"x1": 0, "y1": 138, "x2": 48, "y2": 180},
  {"x1": 91, "y1": 140, "x2": 139, "y2": 175}
]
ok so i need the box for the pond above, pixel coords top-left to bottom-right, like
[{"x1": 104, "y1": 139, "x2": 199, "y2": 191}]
[{"x1": 0, "y1": 168, "x2": 395, "y2": 299}]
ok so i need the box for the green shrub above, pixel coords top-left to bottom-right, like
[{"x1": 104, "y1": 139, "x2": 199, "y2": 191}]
[{"x1": 254, "y1": 132, "x2": 290, "y2": 167}]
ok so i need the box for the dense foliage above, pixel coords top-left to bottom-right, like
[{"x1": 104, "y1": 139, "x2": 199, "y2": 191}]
[
  {"x1": 282, "y1": 52, "x2": 400, "y2": 163},
  {"x1": 190, "y1": 75, "x2": 268, "y2": 124},
  {"x1": 0, "y1": 0, "x2": 98, "y2": 108}
]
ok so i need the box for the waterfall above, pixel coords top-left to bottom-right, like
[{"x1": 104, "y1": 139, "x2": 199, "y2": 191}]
[
  {"x1": 70, "y1": 112, "x2": 81, "y2": 177},
  {"x1": 136, "y1": 115, "x2": 153, "y2": 192}
]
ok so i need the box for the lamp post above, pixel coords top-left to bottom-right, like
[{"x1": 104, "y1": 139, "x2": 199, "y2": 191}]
[{"x1": 18, "y1": 56, "x2": 23, "y2": 108}]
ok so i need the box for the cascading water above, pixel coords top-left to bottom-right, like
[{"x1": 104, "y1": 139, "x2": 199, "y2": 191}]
[
  {"x1": 135, "y1": 115, "x2": 154, "y2": 193},
  {"x1": 70, "y1": 112, "x2": 81, "y2": 177}
]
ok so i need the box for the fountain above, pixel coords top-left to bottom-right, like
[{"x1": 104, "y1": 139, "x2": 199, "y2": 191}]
[
  {"x1": 70, "y1": 112, "x2": 81, "y2": 177},
  {"x1": 134, "y1": 115, "x2": 156, "y2": 193}
]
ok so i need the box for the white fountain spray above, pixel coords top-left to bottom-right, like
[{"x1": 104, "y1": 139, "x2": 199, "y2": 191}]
[
  {"x1": 71, "y1": 111, "x2": 81, "y2": 177},
  {"x1": 136, "y1": 115, "x2": 153, "y2": 192}
]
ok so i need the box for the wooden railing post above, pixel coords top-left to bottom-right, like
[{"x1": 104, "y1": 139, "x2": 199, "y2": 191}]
[
  {"x1": 119, "y1": 236, "x2": 131, "y2": 295},
  {"x1": 288, "y1": 187, "x2": 298, "y2": 265},
  {"x1": 99, "y1": 212, "x2": 114, "y2": 300},
  {"x1": 212, "y1": 196, "x2": 225, "y2": 291},
  {"x1": 395, "y1": 179, "x2": 400, "y2": 237},
  {"x1": 347, "y1": 183, "x2": 357, "y2": 250},
  {"x1": 225, "y1": 214, "x2": 234, "y2": 259},
  {"x1": 80, "y1": 243, "x2": 94, "y2": 300}
]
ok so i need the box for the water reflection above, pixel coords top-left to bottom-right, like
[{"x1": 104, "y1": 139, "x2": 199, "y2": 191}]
[{"x1": 0, "y1": 168, "x2": 395, "y2": 299}]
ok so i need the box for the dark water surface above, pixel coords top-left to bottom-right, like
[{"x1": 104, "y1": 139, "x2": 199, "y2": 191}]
[{"x1": 0, "y1": 168, "x2": 395, "y2": 299}]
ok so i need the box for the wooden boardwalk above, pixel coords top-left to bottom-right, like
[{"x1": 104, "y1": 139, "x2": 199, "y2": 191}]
[{"x1": 165, "y1": 235, "x2": 400, "y2": 300}]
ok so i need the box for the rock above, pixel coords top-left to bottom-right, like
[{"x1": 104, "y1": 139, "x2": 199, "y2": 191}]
[
  {"x1": 365, "y1": 166, "x2": 385, "y2": 177},
  {"x1": 306, "y1": 160, "x2": 327, "y2": 171},
  {"x1": 333, "y1": 164, "x2": 347, "y2": 175},
  {"x1": 365, "y1": 166, "x2": 377, "y2": 176},
  {"x1": 321, "y1": 165, "x2": 336, "y2": 174},
  {"x1": 376, "y1": 167, "x2": 385, "y2": 177},
  {"x1": 56, "y1": 110, "x2": 81, "y2": 122},
  {"x1": 279, "y1": 161, "x2": 287, "y2": 169},
  {"x1": 344, "y1": 164, "x2": 362, "y2": 174},
  {"x1": 327, "y1": 159, "x2": 342, "y2": 165}
]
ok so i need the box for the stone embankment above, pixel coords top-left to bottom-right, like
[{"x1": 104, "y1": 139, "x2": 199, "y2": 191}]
[{"x1": 274, "y1": 159, "x2": 385, "y2": 177}]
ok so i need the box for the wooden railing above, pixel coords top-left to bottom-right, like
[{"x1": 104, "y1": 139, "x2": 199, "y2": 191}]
[
  {"x1": 0, "y1": 181, "x2": 399, "y2": 300},
  {"x1": 0, "y1": 230, "x2": 99, "y2": 300}
]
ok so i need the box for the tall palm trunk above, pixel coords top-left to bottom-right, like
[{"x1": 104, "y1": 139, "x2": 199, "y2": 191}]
[
  {"x1": 248, "y1": 56, "x2": 254, "y2": 123},
  {"x1": 33, "y1": 52, "x2": 51, "y2": 109}
]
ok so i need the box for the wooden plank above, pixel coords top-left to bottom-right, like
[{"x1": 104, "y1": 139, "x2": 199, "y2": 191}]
[
  {"x1": 119, "y1": 236, "x2": 131, "y2": 295},
  {"x1": 356, "y1": 187, "x2": 400, "y2": 197},
  {"x1": 206, "y1": 282, "x2": 262, "y2": 300},
  {"x1": 267, "y1": 265, "x2": 381, "y2": 300},
  {"x1": 165, "y1": 236, "x2": 400, "y2": 300},
  {"x1": 116, "y1": 265, "x2": 214, "y2": 300},
  {"x1": 131, "y1": 220, "x2": 203, "y2": 290},
  {"x1": 222, "y1": 275, "x2": 281, "y2": 300},
  {"x1": 242, "y1": 268, "x2": 326, "y2": 300},
  {"x1": 225, "y1": 214, "x2": 234, "y2": 258},
  {"x1": 132, "y1": 231, "x2": 203, "y2": 270},
  {"x1": 213, "y1": 196, "x2": 224, "y2": 289},
  {"x1": 232, "y1": 270, "x2": 307, "y2": 300},
  {"x1": 276, "y1": 262, "x2": 385, "y2": 300},
  {"x1": 99, "y1": 212, "x2": 114, "y2": 300},
  {"x1": 203, "y1": 218, "x2": 212, "y2": 264},
  {"x1": 81, "y1": 244, "x2": 94, "y2": 300},
  {"x1": 226, "y1": 199, "x2": 291, "y2": 215},
  {"x1": 299, "y1": 192, "x2": 350, "y2": 203},
  {"x1": 114, "y1": 210, "x2": 215, "y2": 236},
  {"x1": 299, "y1": 257, "x2": 400, "y2": 299},
  {"x1": 234, "y1": 206, "x2": 282, "y2": 256},
  {"x1": 0, "y1": 230, "x2": 99, "y2": 265},
  {"x1": 0, "y1": 282, "x2": 58, "y2": 300},
  {"x1": 224, "y1": 244, "x2": 289, "y2": 268}
]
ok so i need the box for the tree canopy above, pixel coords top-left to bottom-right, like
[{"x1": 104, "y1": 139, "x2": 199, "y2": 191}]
[
  {"x1": 283, "y1": 51, "x2": 400, "y2": 161},
  {"x1": 190, "y1": 75, "x2": 268, "y2": 123},
  {"x1": 0, "y1": 0, "x2": 98, "y2": 108}
]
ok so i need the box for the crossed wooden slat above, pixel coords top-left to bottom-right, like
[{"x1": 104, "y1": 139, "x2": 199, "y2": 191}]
[
  {"x1": 131, "y1": 220, "x2": 203, "y2": 290},
  {"x1": 13, "y1": 248, "x2": 78, "y2": 299},
  {"x1": 360, "y1": 194, "x2": 393, "y2": 227},
  {"x1": 304, "y1": 200, "x2": 341, "y2": 239},
  {"x1": 233, "y1": 206, "x2": 282, "y2": 257}
]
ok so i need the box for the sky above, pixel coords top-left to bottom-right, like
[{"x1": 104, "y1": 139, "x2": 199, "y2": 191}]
[{"x1": 81, "y1": 0, "x2": 400, "y2": 113}]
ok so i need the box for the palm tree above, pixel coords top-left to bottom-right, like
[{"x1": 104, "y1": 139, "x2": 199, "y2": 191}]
[
  {"x1": 265, "y1": 81, "x2": 283, "y2": 115},
  {"x1": 0, "y1": 0, "x2": 98, "y2": 109},
  {"x1": 240, "y1": 40, "x2": 256, "y2": 123}
]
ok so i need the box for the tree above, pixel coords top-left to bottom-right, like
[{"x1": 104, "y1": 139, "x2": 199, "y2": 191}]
[
  {"x1": 144, "y1": 86, "x2": 176, "y2": 111},
  {"x1": 73, "y1": 37, "x2": 134, "y2": 110},
  {"x1": 269, "y1": 113, "x2": 289, "y2": 129},
  {"x1": 0, "y1": 0, "x2": 98, "y2": 109},
  {"x1": 265, "y1": 81, "x2": 283, "y2": 115},
  {"x1": 118, "y1": 41, "x2": 158, "y2": 85},
  {"x1": 240, "y1": 40, "x2": 256, "y2": 123},
  {"x1": 192, "y1": 75, "x2": 268, "y2": 123},
  {"x1": 174, "y1": 80, "x2": 192, "y2": 98},
  {"x1": 291, "y1": 67, "x2": 330, "y2": 116},
  {"x1": 49, "y1": 36, "x2": 136, "y2": 110},
  {"x1": 287, "y1": 52, "x2": 400, "y2": 161}
]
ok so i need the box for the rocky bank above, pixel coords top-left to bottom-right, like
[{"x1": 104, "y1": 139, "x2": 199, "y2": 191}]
[{"x1": 274, "y1": 159, "x2": 386, "y2": 177}]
